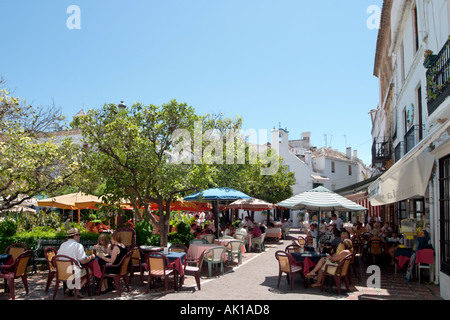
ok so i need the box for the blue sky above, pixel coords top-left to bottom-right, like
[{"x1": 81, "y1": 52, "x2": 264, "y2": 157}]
[{"x1": 1, "y1": 0, "x2": 383, "y2": 165}]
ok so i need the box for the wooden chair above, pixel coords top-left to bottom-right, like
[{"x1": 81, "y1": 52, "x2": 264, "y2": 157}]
[
  {"x1": 129, "y1": 246, "x2": 145, "y2": 284},
  {"x1": 275, "y1": 250, "x2": 304, "y2": 291},
  {"x1": 285, "y1": 244, "x2": 301, "y2": 253},
  {"x1": 44, "y1": 247, "x2": 58, "y2": 292},
  {"x1": 368, "y1": 239, "x2": 383, "y2": 265},
  {"x1": 318, "y1": 254, "x2": 353, "y2": 295},
  {"x1": 144, "y1": 252, "x2": 177, "y2": 295},
  {"x1": 184, "y1": 249, "x2": 207, "y2": 290},
  {"x1": 305, "y1": 235, "x2": 314, "y2": 246},
  {"x1": 169, "y1": 244, "x2": 188, "y2": 253},
  {"x1": 226, "y1": 240, "x2": 244, "y2": 265},
  {"x1": 297, "y1": 236, "x2": 306, "y2": 248},
  {"x1": 52, "y1": 255, "x2": 91, "y2": 300},
  {"x1": 4, "y1": 242, "x2": 28, "y2": 261},
  {"x1": 96, "y1": 250, "x2": 133, "y2": 297},
  {"x1": 0, "y1": 250, "x2": 32, "y2": 300},
  {"x1": 116, "y1": 227, "x2": 136, "y2": 248}
]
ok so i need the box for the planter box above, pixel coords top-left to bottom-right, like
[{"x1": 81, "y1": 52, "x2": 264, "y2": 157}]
[{"x1": 424, "y1": 55, "x2": 437, "y2": 68}]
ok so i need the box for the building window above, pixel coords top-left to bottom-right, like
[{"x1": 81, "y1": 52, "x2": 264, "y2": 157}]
[
  {"x1": 331, "y1": 161, "x2": 335, "y2": 173},
  {"x1": 348, "y1": 165, "x2": 352, "y2": 176},
  {"x1": 439, "y1": 155, "x2": 450, "y2": 275},
  {"x1": 413, "y1": 4, "x2": 419, "y2": 53}
]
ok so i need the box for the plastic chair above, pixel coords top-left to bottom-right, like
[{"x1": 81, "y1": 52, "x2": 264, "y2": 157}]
[
  {"x1": 204, "y1": 247, "x2": 226, "y2": 277},
  {"x1": 44, "y1": 247, "x2": 57, "y2": 292},
  {"x1": 226, "y1": 240, "x2": 244, "y2": 265},
  {"x1": 96, "y1": 250, "x2": 132, "y2": 297},
  {"x1": 0, "y1": 250, "x2": 32, "y2": 300},
  {"x1": 233, "y1": 233, "x2": 249, "y2": 251},
  {"x1": 144, "y1": 252, "x2": 177, "y2": 295},
  {"x1": 203, "y1": 234, "x2": 216, "y2": 244},
  {"x1": 274, "y1": 250, "x2": 304, "y2": 291},
  {"x1": 52, "y1": 255, "x2": 91, "y2": 300},
  {"x1": 416, "y1": 248, "x2": 434, "y2": 283},
  {"x1": 318, "y1": 254, "x2": 353, "y2": 295},
  {"x1": 252, "y1": 233, "x2": 265, "y2": 252},
  {"x1": 190, "y1": 239, "x2": 208, "y2": 245},
  {"x1": 184, "y1": 249, "x2": 207, "y2": 290}
]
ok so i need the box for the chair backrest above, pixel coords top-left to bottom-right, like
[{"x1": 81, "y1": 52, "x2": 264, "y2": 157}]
[
  {"x1": 336, "y1": 254, "x2": 353, "y2": 277},
  {"x1": 44, "y1": 247, "x2": 58, "y2": 271},
  {"x1": 146, "y1": 252, "x2": 169, "y2": 273},
  {"x1": 116, "y1": 227, "x2": 136, "y2": 247},
  {"x1": 5, "y1": 243, "x2": 28, "y2": 261},
  {"x1": 275, "y1": 251, "x2": 295, "y2": 273},
  {"x1": 118, "y1": 251, "x2": 133, "y2": 276},
  {"x1": 204, "y1": 234, "x2": 215, "y2": 244},
  {"x1": 297, "y1": 236, "x2": 306, "y2": 247},
  {"x1": 190, "y1": 239, "x2": 207, "y2": 245},
  {"x1": 52, "y1": 255, "x2": 81, "y2": 282},
  {"x1": 12, "y1": 250, "x2": 32, "y2": 277},
  {"x1": 228, "y1": 241, "x2": 243, "y2": 253},
  {"x1": 369, "y1": 240, "x2": 383, "y2": 255},
  {"x1": 169, "y1": 244, "x2": 188, "y2": 253},
  {"x1": 206, "y1": 247, "x2": 226, "y2": 262},
  {"x1": 285, "y1": 244, "x2": 301, "y2": 253},
  {"x1": 416, "y1": 248, "x2": 435, "y2": 265},
  {"x1": 234, "y1": 233, "x2": 246, "y2": 242},
  {"x1": 305, "y1": 236, "x2": 314, "y2": 246}
]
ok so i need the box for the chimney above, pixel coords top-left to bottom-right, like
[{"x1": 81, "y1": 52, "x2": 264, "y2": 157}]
[
  {"x1": 346, "y1": 147, "x2": 351, "y2": 159},
  {"x1": 305, "y1": 151, "x2": 312, "y2": 167},
  {"x1": 353, "y1": 150, "x2": 358, "y2": 159}
]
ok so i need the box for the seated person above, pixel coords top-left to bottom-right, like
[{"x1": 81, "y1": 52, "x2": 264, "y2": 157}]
[
  {"x1": 94, "y1": 233, "x2": 112, "y2": 255},
  {"x1": 250, "y1": 226, "x2": 262, "y2": 238},
  {"x1": 307, "y1": 223, "x2": 318, "y2": 238},
  {"x1": 306, "y1": 239, "x2": 353, "y2": 287},
  {"x1": 387, "y1": 232, "x2": 403, "y2": 264}
]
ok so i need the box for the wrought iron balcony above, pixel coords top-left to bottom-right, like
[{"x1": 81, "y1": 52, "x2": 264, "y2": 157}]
[
  {"x1": 371, "y1": 136, "x2": 392, "y2": 165},
  {"x1": 426, "y1": 38, "x2": 450, "y2": 116}
]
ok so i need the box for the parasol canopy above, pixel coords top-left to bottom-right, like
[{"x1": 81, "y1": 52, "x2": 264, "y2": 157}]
[
  {"x1": 38, "y1": 192, "x2": 101, "y2": 210},
  {"x1": 228, "y1": 198, "x2": 275, "y2": 211},
  {"x1": 277, "y1": 186, "x2": 367, "y2": 212},
  {"x1": 184, "y1": 187, "x2": 251, "y2": 201}
]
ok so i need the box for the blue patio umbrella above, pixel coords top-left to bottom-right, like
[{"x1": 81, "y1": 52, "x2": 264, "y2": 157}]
[{"x1": 184, "y1": 187, "x2": 251, "y2": 237}]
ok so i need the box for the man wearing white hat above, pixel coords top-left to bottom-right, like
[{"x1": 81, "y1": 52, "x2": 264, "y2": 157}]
[{"x1": 57, "y1": 228, "x2": 95, "y2": 296}]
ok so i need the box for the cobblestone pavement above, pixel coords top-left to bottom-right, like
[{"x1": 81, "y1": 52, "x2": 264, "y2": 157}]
[{"x1": 0, "y1": 228, "x2": 443, "y2": 301}]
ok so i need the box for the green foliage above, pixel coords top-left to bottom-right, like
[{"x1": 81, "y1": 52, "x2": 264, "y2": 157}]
[
  {"x1": 134, "y1": 219, "x2": 154, "y2": 246},
  {"x1": 0, "y1": 218, "x2": 17, "y2": 237},
  {"x1": 232, "y1": 220, "x2": 242, "y2": 228}
]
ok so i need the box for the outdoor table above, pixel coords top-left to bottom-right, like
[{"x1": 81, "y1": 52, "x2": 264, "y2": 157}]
[
  {"x1": 290, "y1": 252, "x2": 327, "y2": 276},
  {"x1": 140, "y1": 245, "x2": 164, "y2": 253},
  {"x1": 395, "y1": 247, "x2": 413, "y2": 271},
  {"x1": 188, "y1": 243, "x2": 226, "y2": 262},
  {"x1": 214, "y1": 238, "x2": 246, "y2": 254},
  {"x1": 265, "y1": 227, "x2": 282, "y2": 240}
]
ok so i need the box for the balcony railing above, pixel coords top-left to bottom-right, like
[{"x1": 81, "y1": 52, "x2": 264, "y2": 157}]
[
  {"x1": 426, "y1": 38, "x2": 450, "y2": 116},
  {"x1": 371, "y1": 136, "x2": 392, "y2": 165}
]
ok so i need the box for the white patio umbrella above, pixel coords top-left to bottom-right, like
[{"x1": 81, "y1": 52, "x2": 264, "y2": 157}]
[
  {"x1": 277, "y1": 186, "x2": 367, "y2": 245},
  {"x1": 227, "y1": 198, "x2": 275, "y2": 211}
]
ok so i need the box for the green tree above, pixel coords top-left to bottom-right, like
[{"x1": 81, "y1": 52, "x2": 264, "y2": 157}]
[
  {"x1": 73, "y1": 100, "x2": 216, "y2": 246},
  {"x1": 0, "y1": 86, "x2": 81, "y2": 210}
]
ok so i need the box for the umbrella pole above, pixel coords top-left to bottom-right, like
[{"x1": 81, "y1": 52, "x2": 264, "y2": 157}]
[{"x1": 213, "y1": 201, "x2": 219, "y2": 238}]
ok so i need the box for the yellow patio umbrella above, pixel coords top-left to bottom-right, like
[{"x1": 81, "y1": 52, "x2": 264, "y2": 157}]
[{"x1": 38, "y1": 192, "x2": 101, "y2": 223}]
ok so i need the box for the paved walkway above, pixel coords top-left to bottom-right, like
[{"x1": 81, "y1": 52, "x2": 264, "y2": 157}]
[{"x1": 0, "y1": 228, "x2": 443, "y2": 301}]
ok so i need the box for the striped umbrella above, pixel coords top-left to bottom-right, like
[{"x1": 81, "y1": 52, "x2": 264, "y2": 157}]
[{"x1": 277, "y1": 186, "x2": 367, "y2": 247}]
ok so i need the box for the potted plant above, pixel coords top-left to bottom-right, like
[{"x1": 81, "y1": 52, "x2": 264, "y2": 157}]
[{"x1": 424, "y1": 49, "x2": 437, "y2": 68}]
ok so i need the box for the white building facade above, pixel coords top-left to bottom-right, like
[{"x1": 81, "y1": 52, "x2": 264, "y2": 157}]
[{"x1": 370, "y1": 0, "x2": 450, "y2": 299}]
